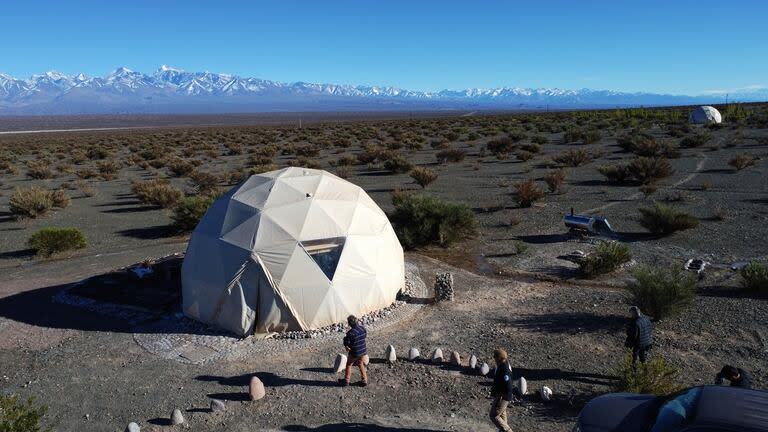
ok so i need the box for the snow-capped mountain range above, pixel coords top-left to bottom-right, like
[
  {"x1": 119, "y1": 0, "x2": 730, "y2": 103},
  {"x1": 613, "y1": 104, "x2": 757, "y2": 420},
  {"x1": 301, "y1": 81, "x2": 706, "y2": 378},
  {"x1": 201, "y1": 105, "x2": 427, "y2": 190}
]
[{"x1": 0, "y1": 66, "x2": 764, "y2": 115}]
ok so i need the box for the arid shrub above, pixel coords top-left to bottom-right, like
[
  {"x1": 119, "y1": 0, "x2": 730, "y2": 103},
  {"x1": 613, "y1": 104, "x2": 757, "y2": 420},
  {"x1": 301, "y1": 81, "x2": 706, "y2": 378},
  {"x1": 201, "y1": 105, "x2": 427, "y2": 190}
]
[
  {"x1": 249, "y1": 163, "x2": 280, "y2": 174},
  {"x1": 131, "y1": 179, "x2": 183, "y2": 208},
  {"x1": 166, "y1": 158, "x2": 195, "y2": 177},
  {"x1": 513, "y1": 179, "x2": 545, "y2": 207},
  {"x1": 612, "y1": 352, "x2": 683, "y2": 396},
  {"x1": 436, "y1": 147, "x2": 467, "y2": 164},
  {"x1": 9, "y1": 187, "x2": 54, "y2": 218},
  {"x1": 542, "y1": 169, "x2": 567, "y2": 193},
  {"x1": 680, "y1": 132, "x2": 712, "y2": 148},
  {"x1": 728, "y1": 153, "x2": 756, "y2": 171},
  {"x1": 335, "y1": 165, "x2": 352, "y2": 179},
  {"x1": 188, "y1": 171, "x2": 219, "y2": 195},
  {"x1": 552, "y1": 149, "x2": 593, "y2": 167},
  {"x1": 563, "y1": 128, "x2": 600, "y2": 144},
  {"x1": 486, "y1": 137, "x2": 516, "y2": 158},
  {"x1": 390, "y1": 193, "x2": 476, "y2": 249},
  {"x1": 383, "y1": 156, "x2": 413, "y2": 174},
  {"x1": 530, "y1": 135, "x2": 549, "y2": 145},
  {"x1": 627, "y1": 157, "x2": 673, "y2": 184},
  {"x1": 741, "y1": 262, "x2": 768, "y2": 293},
  {"x1": 287, "y1": 157, "x2": 322, "y2": 169},
  {"x1": 172, "y1": 195, "x2": 216, "y2": 233},
  {"x1": 26, "y1": 162, "x2": 54, "y2": 179},
  {"x1": 410, "y1": 166, "x2": 438, "y2": 188},
  {"x1": 75, "y1": 167, "x2": 98, "y2": 179},
  {"x1": 50, "y1": 189, "x2": 71, "y2": 209},
  {"x1": 597, "y1": 164, "x2": 632, "y2": 183},
  {"x1": 295, "y1": 144, "x2": 321, "y2": 158},
  {"x1": 639, "y1": 184, "x2": 658, "y2": 197},
  {"x1": 519, "y1": 143, "x2": 542, "y2": 154},
  {"x1": 638, "y1": 203, "x2": 698, "y2": 235},
  {"x1": 96, "y1": 159, "x2": 121, "y2": 180},
  {"x1": 335, "y1": 154, "x2": 357, "y2": 166},
  {"x1": 0, "y1": 394, "x2": 50, "y2": 432},
  {"x1": 579, "y1": 241, "x2": 632, "y2": 277},
  {"x1": 28, "y1": 227, "x2": 87, "y2": 257},
  {"x1": 626, "y1": 265, "x2": 696, "y2": 319},
  {"x1": 515, "y1": 150, "x2": 534, "y2": 162}
]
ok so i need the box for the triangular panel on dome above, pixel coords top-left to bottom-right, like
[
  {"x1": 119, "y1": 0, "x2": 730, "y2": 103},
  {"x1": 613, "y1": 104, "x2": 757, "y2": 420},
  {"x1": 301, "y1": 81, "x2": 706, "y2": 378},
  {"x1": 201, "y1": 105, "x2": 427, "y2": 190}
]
[
  {"x1": 313, "y1": 200, "x2": 357, "y2": 234},
  {"x1": 262, "y1": 179, "x2": 311, "y2": 209},
  {"x1": 314, "y1": 174, "x2": 362, "y2": 202},
  {"x1": 298, "y1": 201, "x2": 347, "y2": 241},
  {"x1": 261, "y1": 200, "x2": 312, "y2": 239},
  {"x1": 300, "y1": 237, "x2": 346, "y2": 281},
  {"x1": 279, "y1": 174, "x2": 324, "y2": 199},
  {"x1": 348, "y1": 203, "x2": 389, "y2": 236},
  {"x1": 277, "y1": 246, "x2": 334, "y2": 329},
  {"x1": 221, "y1": 199, "x2": 261, "y2": 237},
  {"x1": 232, "y1": 179, "x2": 274, "y2": 209},
  {"x1": 220, "y1": 213, "x2": 261, "y2": 250}
]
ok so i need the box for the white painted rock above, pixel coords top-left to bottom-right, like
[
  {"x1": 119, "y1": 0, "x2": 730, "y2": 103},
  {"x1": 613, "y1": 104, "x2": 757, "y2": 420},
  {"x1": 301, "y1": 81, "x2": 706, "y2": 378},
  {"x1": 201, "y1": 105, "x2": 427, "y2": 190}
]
[
  {"x1": 540, "y1": 386, "x2": 553, "y2": 401},
  {"x1": 517, "y1": 376, "x2": 528, "y2": 395},
  {"x1": 469, "y1": 354, "x2": 478, "y2": 369},
  {"x1": 210, "y1": 399, "x2": 226, "y2": 412},
  {"x1": 450, "y1": 351, "x2": 461, "y2": 366},
  {"x1": 431, "y1": 348, "x2": 443, "y2": 363},
  {"x1": 385, "y1": 345, "x2": 397, "y2": 363},
  {"x1": 408, "y1": 347, "x2": 420, "y2": 361},
  {"x1": 479, "y1": 363, "x2": 490, "y2": 376},
  {"x1": 333, "y1": 353, "x2": 347, "y2": 373},
  {"x1": 171, "y1": 409, "x2": 184, "y2": 425},
  {"x1": 249, "y1": 376, "x2": 266, "y2": 401},
  {"x1": 125, "y1": 422, "x2": 140, "y2": 432}
]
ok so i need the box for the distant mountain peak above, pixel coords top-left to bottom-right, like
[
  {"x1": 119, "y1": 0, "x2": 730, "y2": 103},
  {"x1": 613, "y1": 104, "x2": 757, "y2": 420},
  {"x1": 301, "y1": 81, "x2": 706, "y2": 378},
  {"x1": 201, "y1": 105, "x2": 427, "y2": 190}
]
[{"x1": 0, "y1": 66, "x2": 759, "y2": 115}]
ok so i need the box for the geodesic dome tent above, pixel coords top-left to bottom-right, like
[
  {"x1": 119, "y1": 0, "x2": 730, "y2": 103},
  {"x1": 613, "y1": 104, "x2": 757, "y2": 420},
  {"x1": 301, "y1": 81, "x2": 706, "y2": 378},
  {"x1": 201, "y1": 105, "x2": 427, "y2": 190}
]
[
  {"x1": 689, "y1": 106, "x2": 722, "y2": 124},
  {"x1": 181, "y1": 167, "x2": 405, "y2": 336}
]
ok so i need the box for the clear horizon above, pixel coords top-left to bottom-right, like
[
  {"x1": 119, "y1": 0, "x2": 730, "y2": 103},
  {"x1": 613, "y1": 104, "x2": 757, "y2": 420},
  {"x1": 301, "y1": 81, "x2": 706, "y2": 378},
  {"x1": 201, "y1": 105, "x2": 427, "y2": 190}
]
[{"x1": 2, "y1": 1, "x2": 766, "y2": 96}]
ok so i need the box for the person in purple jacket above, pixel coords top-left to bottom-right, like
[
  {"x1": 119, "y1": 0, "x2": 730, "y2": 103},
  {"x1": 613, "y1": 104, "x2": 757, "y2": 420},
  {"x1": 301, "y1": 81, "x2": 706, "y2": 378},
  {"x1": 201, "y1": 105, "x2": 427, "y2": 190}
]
[{"x1": 340, "y1": 315, "x2": 369, "y2": 387}]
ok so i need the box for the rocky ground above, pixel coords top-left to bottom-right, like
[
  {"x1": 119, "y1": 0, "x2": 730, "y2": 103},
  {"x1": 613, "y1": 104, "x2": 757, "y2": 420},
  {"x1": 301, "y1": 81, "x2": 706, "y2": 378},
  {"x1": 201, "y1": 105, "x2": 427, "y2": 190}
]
[
  {"x1": 1, "y1": 109, "x2": 767, "y2": 430},
  {"x1": 1, "y1": 252, "x2": 765, "y2": 431}
]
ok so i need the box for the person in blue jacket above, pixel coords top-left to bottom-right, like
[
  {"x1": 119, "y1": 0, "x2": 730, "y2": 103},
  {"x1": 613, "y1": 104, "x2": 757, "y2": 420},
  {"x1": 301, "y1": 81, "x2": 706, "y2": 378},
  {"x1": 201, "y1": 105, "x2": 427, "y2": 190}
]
[
  {"x1": 489, "y1": 348, "x2": 514, "y2": 432},
  {"x1": 340, "y1": 315, "x2": 369, "y2": 387}
]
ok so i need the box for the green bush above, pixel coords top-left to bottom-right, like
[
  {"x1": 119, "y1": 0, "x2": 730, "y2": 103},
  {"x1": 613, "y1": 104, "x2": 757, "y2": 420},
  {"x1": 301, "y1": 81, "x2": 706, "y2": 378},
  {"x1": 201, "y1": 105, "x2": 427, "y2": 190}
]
[
  {"x1": 597, "y1": 164, "x2": 632, "y2": 183},
  {"x1": 0, "y1": 394, "x2": 50, "y2": 432},
  {"x1": 638, "y1": 203, "x2": 698, "y2": 235},
  {"x1": 612, "y1": 352, "x2": 683, "y2": 396},
  {"x1": 390, "y1": 193, "x2": 476, "y2": 249},
  {"x1": 28, "y1": 227, "x2": 87, "y2": 257},
  {"x1": 171, "y1": 195, "x2": 216, "y2": 233},
  {"x1": 626, "y1": 265, "x2": 696, "y2": 319},
  {"x1": 741, "y1": 262, "x2": 768, "y2": 293},
  {"x1": 579, "y1": 241, "x2": 632, "y2": 277}
]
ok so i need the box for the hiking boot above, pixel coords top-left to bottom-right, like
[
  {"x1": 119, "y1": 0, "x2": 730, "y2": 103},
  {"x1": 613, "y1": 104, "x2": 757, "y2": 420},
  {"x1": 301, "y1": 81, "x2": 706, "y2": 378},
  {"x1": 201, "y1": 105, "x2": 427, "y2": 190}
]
[
  {"x1": 338, "y1": 379, "x2": 349, "y2": 387},
  {"x1": 358, "y1": 381, "x2": 368, "y2": 387}
]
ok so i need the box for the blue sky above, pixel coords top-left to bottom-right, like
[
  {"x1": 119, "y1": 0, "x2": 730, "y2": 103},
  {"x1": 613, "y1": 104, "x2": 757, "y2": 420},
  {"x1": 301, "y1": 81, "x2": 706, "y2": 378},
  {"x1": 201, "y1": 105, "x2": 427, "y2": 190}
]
[{"x1": 2, "y1": 1, "x2": 766, "y2": 95}]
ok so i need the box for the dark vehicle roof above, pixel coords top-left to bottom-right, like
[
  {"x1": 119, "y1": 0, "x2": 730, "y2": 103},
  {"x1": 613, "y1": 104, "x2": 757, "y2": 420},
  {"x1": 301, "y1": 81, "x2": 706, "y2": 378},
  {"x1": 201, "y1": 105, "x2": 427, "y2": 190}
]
[{"x1": 694, "y1": 385, "x2": 768, "y2": 430}]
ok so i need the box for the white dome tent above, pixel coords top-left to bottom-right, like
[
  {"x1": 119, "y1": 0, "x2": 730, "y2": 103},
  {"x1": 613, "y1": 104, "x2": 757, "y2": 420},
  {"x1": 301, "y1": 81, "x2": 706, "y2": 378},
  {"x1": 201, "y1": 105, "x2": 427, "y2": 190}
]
[
  {"x1": 181, "y1": 167, "x2": 405, "y2": 336},
  {"x1": 689, "y1": 106, "x2": 722, "y2": 124}
]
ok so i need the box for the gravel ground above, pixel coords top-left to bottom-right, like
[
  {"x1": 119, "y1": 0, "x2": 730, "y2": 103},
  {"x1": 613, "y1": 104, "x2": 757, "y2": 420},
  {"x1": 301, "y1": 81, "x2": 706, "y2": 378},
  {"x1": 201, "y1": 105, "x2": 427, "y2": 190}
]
[{"x1": 1, "y1": 253, "x2": 765, "y2": 431}]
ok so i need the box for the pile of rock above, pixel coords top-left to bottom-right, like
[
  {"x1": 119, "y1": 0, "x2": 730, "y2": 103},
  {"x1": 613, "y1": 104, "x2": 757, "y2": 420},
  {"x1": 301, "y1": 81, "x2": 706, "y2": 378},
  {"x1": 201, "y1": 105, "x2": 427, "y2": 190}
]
[
  {"x1": 434, "y1": 272, "x2": 454, "y2": 302},
  {"x1": 271, "y1": 301, "x2": 404, "y2": 340}
]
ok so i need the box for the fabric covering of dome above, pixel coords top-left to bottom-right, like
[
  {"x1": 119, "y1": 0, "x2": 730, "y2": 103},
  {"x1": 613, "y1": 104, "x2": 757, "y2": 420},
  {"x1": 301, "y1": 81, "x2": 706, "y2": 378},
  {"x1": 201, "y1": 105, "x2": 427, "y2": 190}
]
[
  {"x1": 689, "y1": 106, "x2": 722, "y2": 124},
  {"x1": 181, "y1": 167, "x2": 405, "y2": 336}
]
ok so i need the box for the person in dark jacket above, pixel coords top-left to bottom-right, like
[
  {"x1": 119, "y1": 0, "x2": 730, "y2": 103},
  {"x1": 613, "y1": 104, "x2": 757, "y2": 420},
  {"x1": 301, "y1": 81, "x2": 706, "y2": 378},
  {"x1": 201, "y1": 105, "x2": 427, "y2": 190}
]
[
  {"x1": 625, "y1": 306, "x2": 652, "y2": 365},
  {"x1": 489, "y1": 349, "x2": 513, "y2": 432},
  {"x1": 715, "y1": 365, "x2": 753, "y2": 389},
  {"x1": 340, "y1": 315, "x2": 368, "y2": 387}
]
